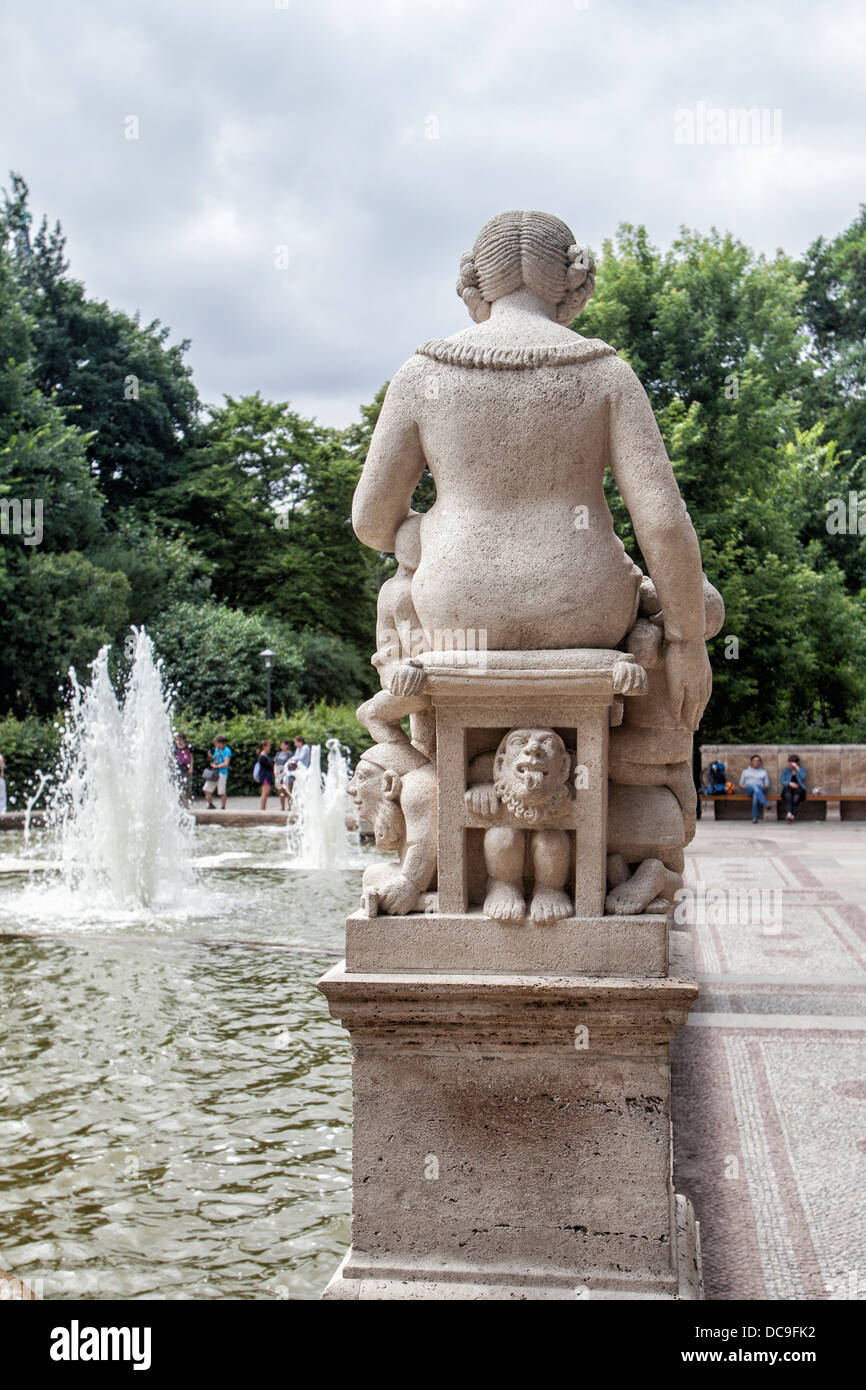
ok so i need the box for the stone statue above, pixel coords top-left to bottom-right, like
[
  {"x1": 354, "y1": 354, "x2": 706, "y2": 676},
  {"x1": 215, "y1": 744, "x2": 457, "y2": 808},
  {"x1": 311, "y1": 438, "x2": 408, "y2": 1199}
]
[
  {"x1": 466, "y1": 728, "x2": 574, "y2": 924},
  {"x1": 321, "y1": 210, "x2": 716, "y2": 1302},
  {"x1": 353, "y1": 208, "x2": 711, "y2": 732},
  {"x1": 355, "y1": 511, "x2": 435, "y2": 759}
]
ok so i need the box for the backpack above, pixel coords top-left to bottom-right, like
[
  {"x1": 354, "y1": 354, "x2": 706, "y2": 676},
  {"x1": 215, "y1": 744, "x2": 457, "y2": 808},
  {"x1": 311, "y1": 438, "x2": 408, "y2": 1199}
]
[
  {"x1": 709, "y1": 761, "x2": 727, "y2": 794},
  {"x1": 252, "y1": 758, "x2": 262, "y2": 784}
]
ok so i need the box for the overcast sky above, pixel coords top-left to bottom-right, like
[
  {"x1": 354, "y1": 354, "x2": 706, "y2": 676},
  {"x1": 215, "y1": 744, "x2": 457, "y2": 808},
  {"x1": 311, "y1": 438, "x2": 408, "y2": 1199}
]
[{"x1": 1, "y1": 0, "x2": 864, "y2": 427}]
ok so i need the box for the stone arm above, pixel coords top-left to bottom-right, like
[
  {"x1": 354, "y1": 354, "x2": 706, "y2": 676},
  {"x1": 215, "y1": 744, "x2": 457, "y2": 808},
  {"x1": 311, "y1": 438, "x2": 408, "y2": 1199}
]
[
  {"x1": 397, "y1": 767, "x2": 438, "y2": 893},
  {"x1": 464, "y1": 782, "x2": 500, "y2": 819},
  {"x1": 465, "y1": 753, "x2": 499, "y2": 818},
  {"x1": 607, "y1": 358, "x2": 710, "y2": 729},
  {"x1": 353, "y1": 364, "x2": 428, "y2": 553}
]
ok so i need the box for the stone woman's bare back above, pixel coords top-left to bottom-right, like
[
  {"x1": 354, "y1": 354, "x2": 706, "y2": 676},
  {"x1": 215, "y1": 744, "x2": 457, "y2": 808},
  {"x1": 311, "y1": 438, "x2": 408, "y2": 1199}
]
[
  {"x1": 353, "y1": 321, "x2": 710, "y2": 721},
  {"x1": 408, "y1": 352, "x2": 642, "y2": 649}
]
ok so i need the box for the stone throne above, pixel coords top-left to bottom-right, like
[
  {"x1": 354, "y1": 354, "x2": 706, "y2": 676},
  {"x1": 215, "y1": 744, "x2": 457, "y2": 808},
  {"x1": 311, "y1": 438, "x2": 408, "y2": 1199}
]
[{"x1": 319, "y1": 210, "x2": 717, "y2": 1300}]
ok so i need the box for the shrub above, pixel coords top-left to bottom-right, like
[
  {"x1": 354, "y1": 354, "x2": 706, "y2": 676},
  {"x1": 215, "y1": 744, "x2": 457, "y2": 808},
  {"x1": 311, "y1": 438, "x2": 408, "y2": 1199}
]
[
  {"x1": 150, "y1": 601, "x2": 303, "y2": 718},
  {"x1": 293, "y1": 629, "x2": 375, "y2": 706},
  {"x1": 0, "y1": 714, "x2": 63, "y2": 807},
  {"x1": 172, "y1": 701, "x2": 371, "y2": 796}
]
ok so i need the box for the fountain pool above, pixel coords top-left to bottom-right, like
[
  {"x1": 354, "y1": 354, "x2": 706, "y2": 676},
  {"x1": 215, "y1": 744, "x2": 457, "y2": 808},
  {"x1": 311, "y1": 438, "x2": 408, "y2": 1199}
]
[
  {"x1": 0, "y1": 635, "x2": 385, "y2": 1301},
  {"x1": 0, "y1": 821, "x2": 371, "y2": 1300}
]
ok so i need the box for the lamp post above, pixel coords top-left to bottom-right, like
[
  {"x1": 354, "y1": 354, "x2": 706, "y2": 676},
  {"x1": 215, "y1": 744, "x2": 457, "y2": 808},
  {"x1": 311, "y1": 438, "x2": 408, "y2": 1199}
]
[{"x1": 260, "y1": 649, "x2": 276, "y2": 720}]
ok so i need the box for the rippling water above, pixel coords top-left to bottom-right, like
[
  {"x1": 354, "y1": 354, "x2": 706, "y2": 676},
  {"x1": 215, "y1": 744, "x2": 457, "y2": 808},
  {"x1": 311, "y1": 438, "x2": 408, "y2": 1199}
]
[{"x1": 0, "y1": 825, "x2": 367, "y2": 1300}]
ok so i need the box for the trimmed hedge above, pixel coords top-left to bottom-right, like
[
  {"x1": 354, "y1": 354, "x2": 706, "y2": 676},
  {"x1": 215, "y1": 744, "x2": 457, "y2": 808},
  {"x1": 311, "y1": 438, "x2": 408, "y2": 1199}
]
[
  {"x1": 0, "y1": 700, "x2": 370, "y2": 806},
  {"x1": 174, "y1": 701, "x2": 371, "y2": 794}
]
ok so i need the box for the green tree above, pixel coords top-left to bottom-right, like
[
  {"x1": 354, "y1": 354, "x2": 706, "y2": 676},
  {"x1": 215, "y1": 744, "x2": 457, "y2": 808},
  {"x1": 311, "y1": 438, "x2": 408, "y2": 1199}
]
[
  {"x1": 292, "y1": 628, "x2": 374, "y2": 706},
  {"x1": 150, "y1": 600, "x2": 303, "y2": 719},
  {"x1": 577, "y1": 224, "x2": 866, "y2": 741},
  {"x1": 798, "y1": 205, "x2": 866, "y2": 467},
  {"x1": 161, "y1": 393, "x2": 378, "y2": 648},
  {"x1": 10, "y1": 552, "x2": 130, "y2": 711},
  {"x1": 0, "y1": 224, "x2": 130, "y2": 714},
  {"x1": 2, "y1": 173, "x2": 200, "y2": 513},
  {"x1": 88, "y1": 521, "x2": 212, "y2": 629}
]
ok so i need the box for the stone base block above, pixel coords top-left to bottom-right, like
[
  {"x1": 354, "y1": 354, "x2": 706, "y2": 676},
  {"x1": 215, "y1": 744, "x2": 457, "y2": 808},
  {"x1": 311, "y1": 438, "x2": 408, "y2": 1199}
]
[
  {"x1": 322, "y1": 1196, "x2": 701, "y2": 1301},
  {"x1": 346, "y1": 911, "x2": 668, "y2": 977}
]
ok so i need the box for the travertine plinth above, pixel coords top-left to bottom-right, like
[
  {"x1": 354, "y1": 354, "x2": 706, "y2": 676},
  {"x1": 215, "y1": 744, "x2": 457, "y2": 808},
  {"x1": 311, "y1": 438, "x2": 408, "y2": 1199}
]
[
  {"x1": 345, "y1": 910, "x2": 668, "y2": 977},
  {"x1": 319, "y1": 934, "x2": 701, "y2": 1300}
]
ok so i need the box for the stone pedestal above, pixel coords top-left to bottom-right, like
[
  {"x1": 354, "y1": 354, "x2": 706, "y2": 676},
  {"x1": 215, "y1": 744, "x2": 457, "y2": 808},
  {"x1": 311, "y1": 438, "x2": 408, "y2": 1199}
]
[
  {"x1": 319, "y1": 652, "x2": 702, "y2": 1299},
  {"x1": 320, "y1": 934, "x2": 700, "y2": 1300}
]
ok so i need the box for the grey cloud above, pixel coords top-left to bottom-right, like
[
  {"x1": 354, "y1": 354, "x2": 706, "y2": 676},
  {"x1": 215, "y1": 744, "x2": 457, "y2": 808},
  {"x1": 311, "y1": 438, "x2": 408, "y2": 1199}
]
[{"x1": 1, "y1": 0, "x2": 864, "y2": 426}]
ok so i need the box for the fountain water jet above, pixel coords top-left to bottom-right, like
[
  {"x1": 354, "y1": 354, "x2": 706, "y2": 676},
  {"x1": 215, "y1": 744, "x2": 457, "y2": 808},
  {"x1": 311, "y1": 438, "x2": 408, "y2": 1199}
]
[
  {"x1": 50, "y1": 629, "x2": 194, "y2": 911},
  {"x1": 286, "y1": 739, "x2": 361, "y2": 870},
  {"x1": 22, "y1": 770, "x2": 49, "y2": 852}
]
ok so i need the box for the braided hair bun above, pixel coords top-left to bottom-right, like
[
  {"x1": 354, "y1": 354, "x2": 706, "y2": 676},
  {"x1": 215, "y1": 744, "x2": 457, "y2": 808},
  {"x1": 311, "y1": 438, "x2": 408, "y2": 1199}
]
[{"x1": 456, "y1": 211, "x2": 596, "y2": 324}]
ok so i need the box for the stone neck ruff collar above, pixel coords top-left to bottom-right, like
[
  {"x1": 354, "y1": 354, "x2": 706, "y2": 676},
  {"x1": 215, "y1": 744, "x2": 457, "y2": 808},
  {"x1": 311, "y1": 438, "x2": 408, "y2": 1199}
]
[{"x1": 416, "y1": 336, "x2": 617, "y2": 370}]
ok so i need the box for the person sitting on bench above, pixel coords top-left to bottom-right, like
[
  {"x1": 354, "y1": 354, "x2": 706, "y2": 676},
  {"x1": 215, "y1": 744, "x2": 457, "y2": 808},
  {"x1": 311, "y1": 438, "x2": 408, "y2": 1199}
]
[
  {"x1": 739, "y1": 754, "x2": 770, "y2": 823},
  {"x1": 780, "y1": 754, "x2": 807, "y2": 823}
]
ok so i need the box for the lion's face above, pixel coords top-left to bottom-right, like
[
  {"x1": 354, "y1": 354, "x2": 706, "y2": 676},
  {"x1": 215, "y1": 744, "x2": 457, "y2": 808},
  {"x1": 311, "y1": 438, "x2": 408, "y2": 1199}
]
[{"x1": 493, "y1": 728, "x2": 570, "y2": 809}]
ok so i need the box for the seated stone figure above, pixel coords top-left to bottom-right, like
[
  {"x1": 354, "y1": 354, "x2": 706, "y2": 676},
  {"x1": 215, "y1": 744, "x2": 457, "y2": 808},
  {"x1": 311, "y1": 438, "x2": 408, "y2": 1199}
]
[
  {"x1": 466, "y1": 729, "x2": 574, "y2": 924},
  {"x1": 352, "y1": 209, "x2": 711, "y2": 733},
  {"x1": 347, "y1": 739, "x2": 437, "y2": 916},
  {"x1": 605, "y1": 573, "x2": 725, "y2": 915}
]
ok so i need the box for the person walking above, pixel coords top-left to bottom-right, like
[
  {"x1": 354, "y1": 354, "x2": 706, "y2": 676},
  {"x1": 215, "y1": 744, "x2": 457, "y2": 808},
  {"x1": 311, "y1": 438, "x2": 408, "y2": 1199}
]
[
  {"x1": 202, "y1": 761, "x2": 218, "y2": 808},
  {"x1": 174, "y1": 733, "x2": 193, "y2": 807},
  {"x1": 285, "y1": 735, "x2": 311, "y2": 801},
  {"x1": 274, "y1": 739, "x2": 292, "y2": 810},
  {"x1": 255, "y1": 740, "x2": 275, "y2": 809},
  {"x1": 0, "y1": 751, "x2": 7, "y2": 815},
  {"x1": 212, "y1": 736, "x2": 232, "y2": 810},
  {"x1": 780, "y1": 754, "x2": 807, "y2": 822},
  {"x1": 287, "y1": 735, "x2": 310, "y2": 783},
  {"x1": 739, "y1": 754, "x2": 771, "y2": 823}
]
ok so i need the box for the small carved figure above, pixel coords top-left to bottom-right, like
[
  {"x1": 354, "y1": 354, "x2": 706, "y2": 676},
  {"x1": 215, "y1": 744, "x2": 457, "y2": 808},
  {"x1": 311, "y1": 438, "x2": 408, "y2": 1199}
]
[
  {"x1": 606, "y1": 573, "x2": 725, "y2": 914},
  {"x1": 347, "y1": 740, "x2": 437, "y2": 916},
  {"x1": 355, "y1": 512, "x2": 435, "y2": 759},
  {"x1": 466, "y1": 728, "x2": 573, "y2": 925}
]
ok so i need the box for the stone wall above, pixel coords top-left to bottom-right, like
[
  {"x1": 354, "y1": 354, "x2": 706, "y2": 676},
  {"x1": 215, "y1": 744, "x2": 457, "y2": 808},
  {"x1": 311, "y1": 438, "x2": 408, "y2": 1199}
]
[{"x1": 699, "y1": 744, "x2": 866, "y2": 796}]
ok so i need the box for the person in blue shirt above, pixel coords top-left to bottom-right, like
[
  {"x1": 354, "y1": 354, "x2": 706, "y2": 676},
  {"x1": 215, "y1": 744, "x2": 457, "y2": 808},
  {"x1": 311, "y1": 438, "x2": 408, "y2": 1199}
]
[
  {"x1": 739, "y1": 754, "x2": 770, "y2": 823},
  {"x1": 212, "y1": 737, "x2": 232, "y2": 809},
  {"x1": 286, "y1": 736, "x2": 311, "y2": 793},
  {"x1": 780, "y1": 754, "x2": 807, "y2": 823}
]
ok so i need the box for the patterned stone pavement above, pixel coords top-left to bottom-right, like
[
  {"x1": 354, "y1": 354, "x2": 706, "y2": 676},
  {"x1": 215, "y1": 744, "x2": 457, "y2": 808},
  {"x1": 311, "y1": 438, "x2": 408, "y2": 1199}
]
[{"x1": 672, "y1": 818, "x2": 866, "y2": 1300}]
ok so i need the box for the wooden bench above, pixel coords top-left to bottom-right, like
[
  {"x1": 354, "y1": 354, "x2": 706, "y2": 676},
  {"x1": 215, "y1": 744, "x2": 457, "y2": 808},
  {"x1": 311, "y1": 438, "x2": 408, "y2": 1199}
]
[{"x1": 703, "y1": 793, "x2": 866, "y2": 822}]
